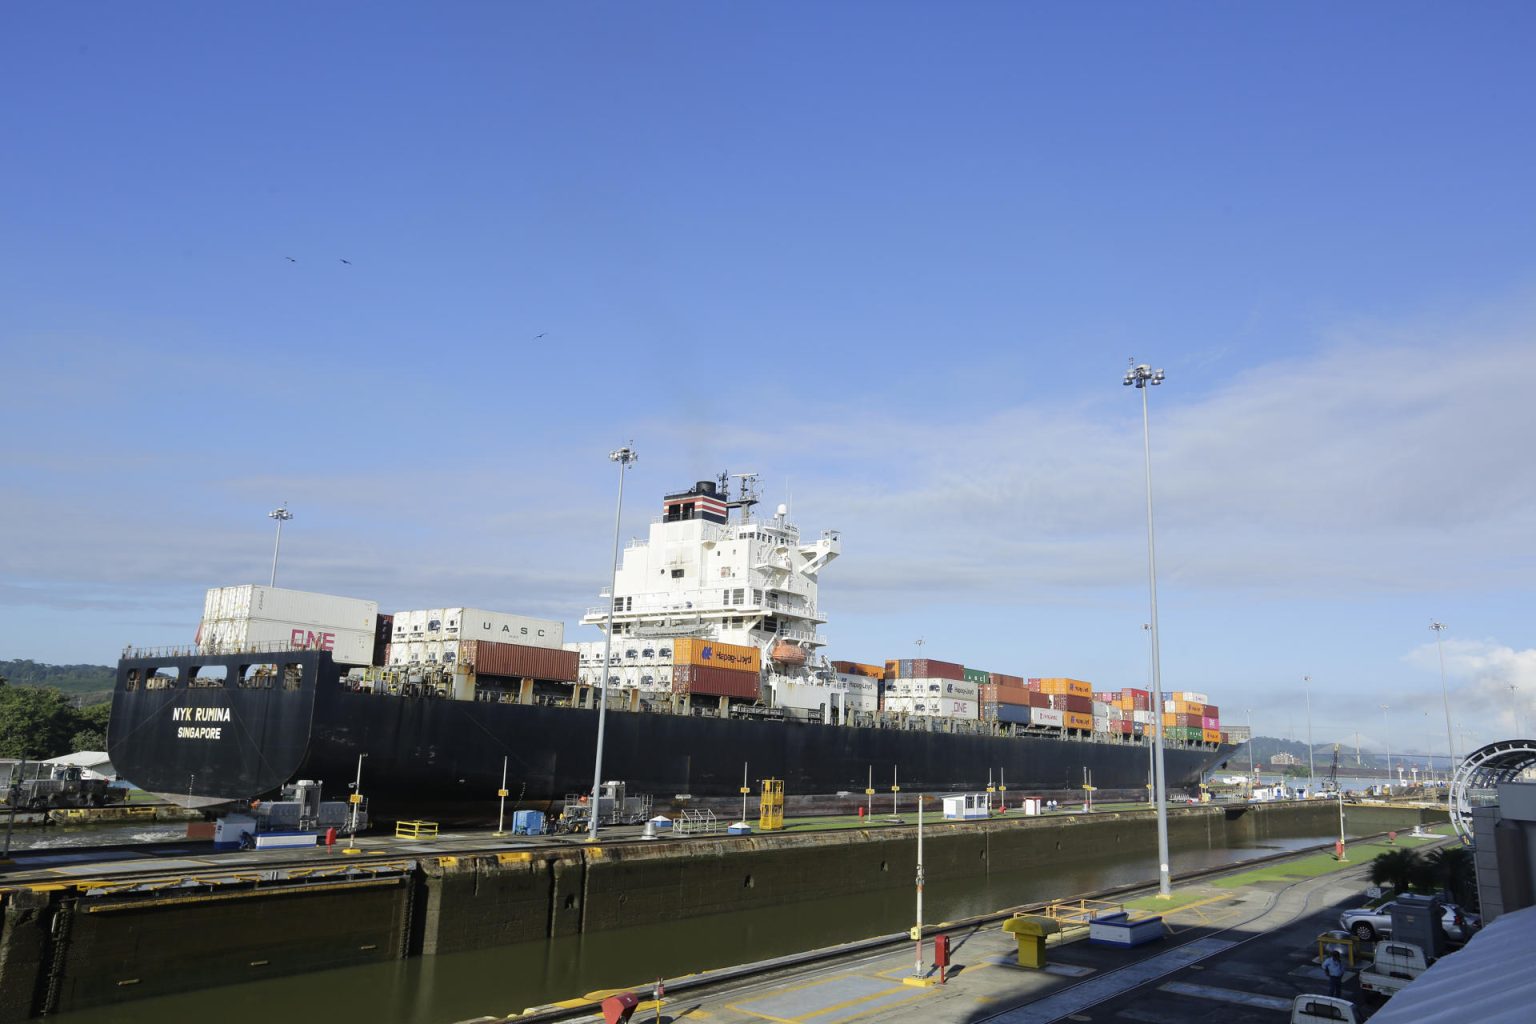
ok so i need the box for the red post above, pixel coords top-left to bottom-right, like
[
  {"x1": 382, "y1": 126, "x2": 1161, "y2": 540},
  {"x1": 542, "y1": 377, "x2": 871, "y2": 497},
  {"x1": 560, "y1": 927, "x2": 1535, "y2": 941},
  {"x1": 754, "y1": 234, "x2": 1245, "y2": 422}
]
[
  {"x1": 324, "y1": 827, "x2": 337, "y2": 847},
  {"x1": 1334, "y1": 839, "x2": 1345, "y2": 860},
  {"x1": 934, "y1": 933, "x2": 950, "y2": 984}
]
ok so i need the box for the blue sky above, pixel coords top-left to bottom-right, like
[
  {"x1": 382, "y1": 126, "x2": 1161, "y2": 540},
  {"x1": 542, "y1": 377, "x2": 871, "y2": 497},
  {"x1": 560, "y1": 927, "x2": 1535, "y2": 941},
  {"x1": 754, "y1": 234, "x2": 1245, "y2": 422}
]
[{"x1": 4, "y1": 3, "x2": 1534, "y2": 760}]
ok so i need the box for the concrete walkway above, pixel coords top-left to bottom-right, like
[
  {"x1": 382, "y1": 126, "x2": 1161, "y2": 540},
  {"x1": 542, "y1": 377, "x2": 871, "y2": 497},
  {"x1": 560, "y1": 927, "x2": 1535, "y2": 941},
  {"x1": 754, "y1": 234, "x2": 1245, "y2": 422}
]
[{"x1": 502, "y1": 844, "x2": 1440, "y2": 1024}]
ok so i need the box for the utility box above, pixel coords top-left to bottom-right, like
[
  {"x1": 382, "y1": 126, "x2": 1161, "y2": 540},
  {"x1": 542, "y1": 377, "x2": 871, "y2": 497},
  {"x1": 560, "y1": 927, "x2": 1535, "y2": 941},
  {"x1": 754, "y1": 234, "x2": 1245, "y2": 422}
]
[
  {"x1": 512, "y1": 809, "x2": 545, "y2": 835},
  {"x1": 1390, "y1": 893, "x2": 1447, "y2": 959},
  {"x1": 1002, "y1": 915, "x2": 1060, "y2": 968}
]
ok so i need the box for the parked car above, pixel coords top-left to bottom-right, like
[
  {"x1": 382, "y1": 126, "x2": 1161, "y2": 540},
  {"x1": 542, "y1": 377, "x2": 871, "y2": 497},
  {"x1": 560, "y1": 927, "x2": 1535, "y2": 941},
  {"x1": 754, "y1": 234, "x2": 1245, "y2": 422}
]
[{"x1": 1338, "y1": 900, "x2": 1479, "y2": 942}]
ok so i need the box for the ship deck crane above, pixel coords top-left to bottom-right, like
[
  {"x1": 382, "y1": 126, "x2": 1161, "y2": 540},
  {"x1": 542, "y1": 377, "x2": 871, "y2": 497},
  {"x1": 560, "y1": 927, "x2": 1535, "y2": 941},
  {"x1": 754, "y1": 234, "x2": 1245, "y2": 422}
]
[{"x1": 1322, "y1": 743, "x2": 1341, "y2": 793}]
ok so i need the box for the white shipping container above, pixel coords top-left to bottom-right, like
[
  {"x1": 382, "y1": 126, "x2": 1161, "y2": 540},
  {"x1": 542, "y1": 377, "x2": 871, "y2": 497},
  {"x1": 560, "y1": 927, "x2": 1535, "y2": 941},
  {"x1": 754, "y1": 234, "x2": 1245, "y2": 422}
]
[
  {"x1": 1031, "y1": 708, "x2": 1065, "y2": 728},
  {"x1": 834, "y1": 674, "x2": 880, "y2": 712},
  {"x1": 1132, "y1": 710, "x2": 1155, "y2": 724},
  {"x1": 203, "y1": 585, "x2": 379, "y2": 633},
  {"x1": 882, "y1": 695, "x2": 974, "y2": 719},
  {"x1": 199, "y1": 617, "x2": 375, "y2": 666},
  {"x1": 392, "y1": 607, "x2": 564, "y2": 649}
]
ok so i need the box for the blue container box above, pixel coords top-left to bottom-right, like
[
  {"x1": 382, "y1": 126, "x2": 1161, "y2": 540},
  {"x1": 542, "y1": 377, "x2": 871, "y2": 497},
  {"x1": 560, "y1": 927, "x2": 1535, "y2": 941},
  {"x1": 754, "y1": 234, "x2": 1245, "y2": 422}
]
[{"x1": 512, "y1": 809, "x2": 545, "y2": 835}]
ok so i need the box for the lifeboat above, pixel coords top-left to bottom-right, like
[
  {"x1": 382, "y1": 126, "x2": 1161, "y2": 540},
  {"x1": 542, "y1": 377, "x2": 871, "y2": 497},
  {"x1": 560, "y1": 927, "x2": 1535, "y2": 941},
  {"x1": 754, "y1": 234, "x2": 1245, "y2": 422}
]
[{"x1": 770, "y1": 641, "x2": 807, "y2": 666}]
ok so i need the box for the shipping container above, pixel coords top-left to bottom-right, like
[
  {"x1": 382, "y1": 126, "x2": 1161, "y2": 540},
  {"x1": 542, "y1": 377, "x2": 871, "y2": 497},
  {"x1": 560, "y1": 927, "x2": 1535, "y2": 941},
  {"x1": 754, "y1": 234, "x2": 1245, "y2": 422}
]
[
  {"x1": 1121, "y1": 688, "x2": 1152, "y2": 710},
  {"x1": 389, "y1": 607, "x2": 564, "y2": 650},
  {"x1": 832, "y1": 674, "x2": 881, "y2": 712},
  {"x1": 1203, "y1": 704, "x2": 1220, "y2": 720},
  {"x1": 981, "y1": 702, "x2": 1031, "y2": 726},
  {"x1": 830, "y1": 661, "x2": 883, "y2": 679},
  {"x1": 461, "y1": 639, "x2": 578, "y2": 682},
  {"x1": 1047, "y1": 693, "x2": 1092, "y2": 714},
  {"x1": 1201, "y1": 716, "x2": 1219, "y2": 730},
  {"x1": 672, "y1": 664, "x2": 761, "y2": 700},
  {"x1": 992, "y1": 673, "x2": 1025, "y2": 689},
  {"x1": 979, "y1": 684, "x2": 1031, "y2": 707},
  {"x1": 1031, "y1": 708, "x2": 1064, "y2": 728},
  {"x1": 1173, "y1": 691, "x2": 1209, "y2": 705},
  {"x1": 202, "y1": 585, "x2": 379, "y2": 633},
  {"x1": 881, "y1": 696, "x2": 975, "y2": 719},
  {"x1": 1062, "y1": 712, "x2": 1094, "y2": 731},
  {"x1": 896, "y1": 658, "x2": 965, "y2": 681},
  {"x1": 1132, "y1": 710, "x2": 1155, "y2": 725},
  {"x1": 672, "y1": 638, "x2": 761, "y2": 673},
  {"x1": 963, "y1": 668, "x2": 991, "y2": 686},
  {"x1": 1027, "y1": 691, "x2": 1051, "y2": 709},
  {"x1": 1202, "y1": 728, "x2": 1221, "y2": 744},
  {"x1": 199, "y1": 617, "x2": 376, "y2": 666},
  {"x1": 1033, "y1": 677, "x2": 1093, "y2": 697}
]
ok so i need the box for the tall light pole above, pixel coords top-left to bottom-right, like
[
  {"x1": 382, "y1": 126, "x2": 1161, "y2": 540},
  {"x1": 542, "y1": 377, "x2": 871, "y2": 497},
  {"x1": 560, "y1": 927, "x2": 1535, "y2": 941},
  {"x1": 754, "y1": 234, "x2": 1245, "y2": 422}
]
[
  {"x1": 268, "y1": 504, "x2": 293, "y2": 587},
  {"x1": 1381, "y1": 704, "x2": 1391, "y2": 785},
  {"x1": 1511, "y1": 684, "x2": 1522, "y2": 738},
  {"x1": 589, "y1": 444, "x2": 638, "y2": 843},
  {"x1": 1304, "y1": 675, "x2": 1315, "y2": 795},
  {"x1": 1430, "y1": 621, "x2": 1457, "y2": 766},
  {"x1": 1247, "y1": 708, "x2": 1255, "y2": 784},
  {"x1": 1124, "y1": 360, "x2": 1172, "y2": 898}
]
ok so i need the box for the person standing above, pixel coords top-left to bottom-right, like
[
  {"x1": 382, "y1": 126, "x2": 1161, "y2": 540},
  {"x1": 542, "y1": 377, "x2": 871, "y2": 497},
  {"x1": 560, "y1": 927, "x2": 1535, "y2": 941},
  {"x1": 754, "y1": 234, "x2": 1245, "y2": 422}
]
[{"x1": 1323, "y1": 948, "x2": 1345, "y2": 999}]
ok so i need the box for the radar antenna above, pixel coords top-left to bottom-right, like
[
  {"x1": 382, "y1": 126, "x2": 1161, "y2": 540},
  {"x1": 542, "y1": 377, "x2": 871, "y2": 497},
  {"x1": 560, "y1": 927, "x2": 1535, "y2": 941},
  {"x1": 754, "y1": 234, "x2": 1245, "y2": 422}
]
[{"x1": 726, "y1": 471, "x2": 760, "y2": 521}]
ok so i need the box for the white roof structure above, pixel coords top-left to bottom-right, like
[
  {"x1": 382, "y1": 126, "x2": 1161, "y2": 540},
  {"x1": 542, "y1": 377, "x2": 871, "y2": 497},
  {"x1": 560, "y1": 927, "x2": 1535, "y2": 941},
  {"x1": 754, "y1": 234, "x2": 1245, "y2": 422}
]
[
  {"x1": 1366, "y1": 902, "x2": 1536, "y2": 1022},
  {"x1": 41, "y1": 750, "x2": 116, "y2": 778}
]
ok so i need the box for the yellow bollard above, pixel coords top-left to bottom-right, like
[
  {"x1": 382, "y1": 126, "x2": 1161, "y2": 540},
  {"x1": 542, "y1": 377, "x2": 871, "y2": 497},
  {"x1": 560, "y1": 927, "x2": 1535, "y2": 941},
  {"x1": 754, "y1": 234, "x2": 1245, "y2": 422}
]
[{"x1": 1002, "y1": 915, "x2": 1061, "y2": 968}]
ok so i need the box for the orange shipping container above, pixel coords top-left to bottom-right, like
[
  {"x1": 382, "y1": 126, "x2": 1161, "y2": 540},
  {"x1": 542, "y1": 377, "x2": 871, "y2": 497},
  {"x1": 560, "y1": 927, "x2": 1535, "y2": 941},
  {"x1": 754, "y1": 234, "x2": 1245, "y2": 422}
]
[
  {"x1": 1035, "y1": 677, "x2": 1093, "y2": 697},
  {"x1": 673, "y1": 638, "x2": 760, "y2": 673},
  {"x1": 1063, "y1": 711, "x2": 1094, "y2": 731},
  {"x1": 1201, "y1": 728, "x2": 1221, "y2": 744},
  {"x1": 831, "y1": 661, "x2": 883, "y2": 679}
]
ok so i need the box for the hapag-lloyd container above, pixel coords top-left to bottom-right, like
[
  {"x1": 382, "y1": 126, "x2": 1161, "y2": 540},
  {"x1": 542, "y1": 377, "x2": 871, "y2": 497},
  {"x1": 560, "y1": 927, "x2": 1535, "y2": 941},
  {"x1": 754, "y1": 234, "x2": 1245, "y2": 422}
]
[
  {"x1": 198, "y1": 617, "x2": 375, "y2": 666},
  {"x1": 1031, "y1": 707, "x2": 1064, "y2": 728},
  {"x1": 673, "y1": 638, "x2": 761, "y2": 673},
  {"x1": 672, "y1": 664, "x2": 761, "y2": 700},
  {"x1": 203, "y1": 585, "x2": 379, "y2": 632}
]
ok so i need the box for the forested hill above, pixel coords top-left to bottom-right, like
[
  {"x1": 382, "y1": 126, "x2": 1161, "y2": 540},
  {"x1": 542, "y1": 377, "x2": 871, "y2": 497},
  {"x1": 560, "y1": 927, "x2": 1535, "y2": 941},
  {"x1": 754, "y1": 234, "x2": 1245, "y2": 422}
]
[{"x1": 0, "y1": 659, "x2": 114, "y2": 698}]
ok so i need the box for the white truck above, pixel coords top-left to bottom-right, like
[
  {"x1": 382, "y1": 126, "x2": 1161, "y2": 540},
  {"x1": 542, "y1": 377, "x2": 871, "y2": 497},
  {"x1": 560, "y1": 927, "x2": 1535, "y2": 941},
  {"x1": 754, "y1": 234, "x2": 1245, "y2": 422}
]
[{"x1": 1357, "y1": 940, "x2": 1432, "y2": 999}]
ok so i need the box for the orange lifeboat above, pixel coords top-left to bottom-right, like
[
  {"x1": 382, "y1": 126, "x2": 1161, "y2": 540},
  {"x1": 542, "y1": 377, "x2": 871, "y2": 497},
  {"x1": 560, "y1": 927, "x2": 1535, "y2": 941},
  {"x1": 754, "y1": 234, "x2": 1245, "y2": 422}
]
[{"x1": 770, "y1": 641, "x2": 807, "y2": 666}]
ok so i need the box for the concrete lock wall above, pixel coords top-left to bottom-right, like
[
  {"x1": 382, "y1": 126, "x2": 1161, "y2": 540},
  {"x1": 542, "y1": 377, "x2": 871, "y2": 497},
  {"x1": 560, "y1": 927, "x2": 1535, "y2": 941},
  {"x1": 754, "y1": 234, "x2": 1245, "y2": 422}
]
[{"x1": 0, "y1": 801, "x2": 1447, "y2": 1020}]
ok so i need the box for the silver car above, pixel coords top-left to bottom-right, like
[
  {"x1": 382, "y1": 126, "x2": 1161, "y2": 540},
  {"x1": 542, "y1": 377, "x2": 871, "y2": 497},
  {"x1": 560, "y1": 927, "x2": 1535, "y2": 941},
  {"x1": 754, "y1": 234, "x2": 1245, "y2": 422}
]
[{"x1": 1338, "y1": 900, "x2": 1478, "y2": 942}]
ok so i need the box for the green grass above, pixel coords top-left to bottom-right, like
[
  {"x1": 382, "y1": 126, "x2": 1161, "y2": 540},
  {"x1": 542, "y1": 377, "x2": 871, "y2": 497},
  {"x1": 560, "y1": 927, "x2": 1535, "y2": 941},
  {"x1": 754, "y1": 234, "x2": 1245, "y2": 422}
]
[{"x1": 1125, "y1": 889, "x2": 1223, "y2": 911}]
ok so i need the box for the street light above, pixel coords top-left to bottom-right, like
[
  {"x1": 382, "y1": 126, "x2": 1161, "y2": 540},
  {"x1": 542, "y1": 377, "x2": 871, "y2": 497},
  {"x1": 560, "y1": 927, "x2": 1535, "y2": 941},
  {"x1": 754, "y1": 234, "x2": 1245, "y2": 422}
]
[
  {"x1": 1303, "y1": 675, "x2": 1316, "y2": 795},
  {"x1": 589, "y1": 443, "x2": 638, "y2": 843},
  {"x1": 1381, "y1": 704, "x2": 1391, "y2": 785},
  {"x1": 1123, "y1": 360, "x2": 1172, "y2": 898},
  {"x1": 1430, "y1": 621, "x2": 1457, "y2": 766},
  {"x1": 268, "y1": 504, "x2": 293, "y2": 587}
]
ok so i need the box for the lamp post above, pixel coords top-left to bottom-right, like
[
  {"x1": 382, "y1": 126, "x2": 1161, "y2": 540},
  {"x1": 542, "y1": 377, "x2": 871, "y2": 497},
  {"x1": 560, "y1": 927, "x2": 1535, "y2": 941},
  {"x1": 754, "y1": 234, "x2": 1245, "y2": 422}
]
[
  {"x1": 268, "y1": 504, "x2": 293, "y2": 587},
  {"x1": 1123, "y1": 360, "x2": 1172, "y2": 898},
  {"x1": 1512, "y1": 684, "x2": 1522, "y2": 738},
  {"x1": 347, "y1": 753, "x2": 367, "y2": 849},
  {"x1": 588, "y1": 444, "x2": 638, "y2": 843},
  {"x1": 1381, "y1": 704, "x2": 1391, "y2": 785},
  {"x1": 1304, "y1": 675, "x2": 1315, "y2": 795},
  {"x1": 1247, "y1": 708, "x2": 1255, "y2": 787},
  {"x1": 1430, "y1": 621, "x2": 1457, "y2": 766}
]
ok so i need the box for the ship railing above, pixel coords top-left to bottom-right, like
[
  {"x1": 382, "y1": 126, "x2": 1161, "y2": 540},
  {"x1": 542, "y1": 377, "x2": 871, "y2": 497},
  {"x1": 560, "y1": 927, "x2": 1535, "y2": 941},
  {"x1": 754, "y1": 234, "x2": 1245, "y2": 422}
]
[{"x1": 121, "y1": 641, "x2": 319, "y2": 660}]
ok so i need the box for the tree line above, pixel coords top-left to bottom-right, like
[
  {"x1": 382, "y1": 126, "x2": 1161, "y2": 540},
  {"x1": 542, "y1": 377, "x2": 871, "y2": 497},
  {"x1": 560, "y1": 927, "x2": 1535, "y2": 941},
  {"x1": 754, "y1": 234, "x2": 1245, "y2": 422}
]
[{"x1": 0, "y1": 673, "x2": 112, "y2": 759}]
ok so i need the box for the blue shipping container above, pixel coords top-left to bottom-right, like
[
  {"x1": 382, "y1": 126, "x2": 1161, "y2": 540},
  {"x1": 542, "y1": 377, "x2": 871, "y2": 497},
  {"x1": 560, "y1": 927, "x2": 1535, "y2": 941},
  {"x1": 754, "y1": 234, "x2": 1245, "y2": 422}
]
[{"x1": 512, "y1": 809, "x2": 545, "y2": 835}]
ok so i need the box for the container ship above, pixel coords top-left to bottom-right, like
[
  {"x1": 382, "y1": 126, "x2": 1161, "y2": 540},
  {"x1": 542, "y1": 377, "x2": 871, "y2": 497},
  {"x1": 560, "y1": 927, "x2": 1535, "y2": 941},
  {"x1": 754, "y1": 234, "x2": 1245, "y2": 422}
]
[{"x1": 107, "y1": 475, "x2": 1237, "y2": 819}]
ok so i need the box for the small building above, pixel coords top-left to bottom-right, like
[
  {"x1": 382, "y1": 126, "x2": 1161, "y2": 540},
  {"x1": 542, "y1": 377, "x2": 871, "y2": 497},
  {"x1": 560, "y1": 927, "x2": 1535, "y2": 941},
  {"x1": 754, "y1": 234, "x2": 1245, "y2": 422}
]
[{"x1": 942, "y1": 793, "x2": 989, "y2": 820}]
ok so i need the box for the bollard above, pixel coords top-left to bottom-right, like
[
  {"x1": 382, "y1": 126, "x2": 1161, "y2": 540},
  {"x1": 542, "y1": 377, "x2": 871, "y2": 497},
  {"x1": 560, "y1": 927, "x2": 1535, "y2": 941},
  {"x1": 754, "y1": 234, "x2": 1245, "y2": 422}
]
[{"x1": 1002, "y1": 915, "x2": 1060, "y2": 968}]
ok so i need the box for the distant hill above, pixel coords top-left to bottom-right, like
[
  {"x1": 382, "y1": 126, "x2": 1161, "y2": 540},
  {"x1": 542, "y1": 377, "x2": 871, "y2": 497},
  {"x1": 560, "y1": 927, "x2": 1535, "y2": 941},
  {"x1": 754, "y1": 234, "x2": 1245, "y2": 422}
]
[{"x1": 0, "y1": 659, "x2": 114, "y2": 703}]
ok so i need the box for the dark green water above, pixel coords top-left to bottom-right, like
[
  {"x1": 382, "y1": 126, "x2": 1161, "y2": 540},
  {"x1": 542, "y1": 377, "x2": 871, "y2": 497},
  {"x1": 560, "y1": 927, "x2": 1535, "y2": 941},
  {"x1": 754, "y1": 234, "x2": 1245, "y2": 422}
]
[{"x1": 46, "y1": 833, "x2": 1339, "y2": 1024}]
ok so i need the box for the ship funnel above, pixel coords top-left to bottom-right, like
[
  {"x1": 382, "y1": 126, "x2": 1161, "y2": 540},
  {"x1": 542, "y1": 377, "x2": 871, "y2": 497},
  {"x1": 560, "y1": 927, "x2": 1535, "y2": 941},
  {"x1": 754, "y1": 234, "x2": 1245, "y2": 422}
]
[{"x1": 696, "y1": 480, "x2": 717, "y2": 496}]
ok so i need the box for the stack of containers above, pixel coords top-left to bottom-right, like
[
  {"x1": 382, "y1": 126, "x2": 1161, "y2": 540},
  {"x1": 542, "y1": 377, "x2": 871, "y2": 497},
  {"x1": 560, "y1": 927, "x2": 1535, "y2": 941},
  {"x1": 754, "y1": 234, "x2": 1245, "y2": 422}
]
[
  {"x1": 1092, "y1": 699, "x2": 1112, "y2": 734},
  {"x1": 671, "y1": 639, "x2": 761, "y2": 700},
  {"x1": 1030, "y1": 678, "x2": 1094, "y2": 732},
  {"x1": 979, "y1": 673, "x2": 1032, "y2": 726},
  {"x1": 1201, "y1": 703, "x2": 1221, "y2": 744},
  {"x1": 881, "y1": 658, "x2": 976, "y2": 719},
  {"x1": 199, "y1": 585, "x2": 380, "y2": 666},
  {"x1": 1162, "y1": 691, "x2": 1209, "y2": 743}
]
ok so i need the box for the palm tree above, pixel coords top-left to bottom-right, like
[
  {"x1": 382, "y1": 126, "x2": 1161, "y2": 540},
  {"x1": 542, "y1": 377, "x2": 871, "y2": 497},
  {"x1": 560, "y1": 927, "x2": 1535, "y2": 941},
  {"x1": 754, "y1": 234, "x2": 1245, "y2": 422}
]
[
  {"x1": 1369, "y1": 848, "x2": 1422, "y2": 895},
  {"x1": 1427, "y1": 845, "x2": 1478, "y2": 909}
]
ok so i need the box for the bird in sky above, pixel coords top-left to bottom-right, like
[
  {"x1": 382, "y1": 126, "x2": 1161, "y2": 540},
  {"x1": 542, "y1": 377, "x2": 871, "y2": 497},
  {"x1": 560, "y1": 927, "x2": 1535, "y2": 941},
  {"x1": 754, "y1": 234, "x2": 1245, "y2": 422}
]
[
  {"x1": 339, "y1": 258, "x2": 351, "y2": 265},
  {"x1": 534, "y1": 332, "x2": 546, "y2": 339},
  {"x1": 284, "y1": 256, "x2": 296, "y2": 262}
]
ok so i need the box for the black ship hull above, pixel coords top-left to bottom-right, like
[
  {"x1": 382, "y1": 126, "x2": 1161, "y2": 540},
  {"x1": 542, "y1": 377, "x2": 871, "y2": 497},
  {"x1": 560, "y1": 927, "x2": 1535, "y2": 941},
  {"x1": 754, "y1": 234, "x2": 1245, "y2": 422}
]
[{"x1": 108, "y1": 651, "x2": 1235, "y2": 819}]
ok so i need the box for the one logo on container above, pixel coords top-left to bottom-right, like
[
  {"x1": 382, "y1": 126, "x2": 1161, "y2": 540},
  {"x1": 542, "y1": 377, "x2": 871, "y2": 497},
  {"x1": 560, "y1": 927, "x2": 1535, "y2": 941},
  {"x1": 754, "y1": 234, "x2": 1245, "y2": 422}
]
[{"x1": 291, "y1": 629, "x2": 336, "y2": 651}]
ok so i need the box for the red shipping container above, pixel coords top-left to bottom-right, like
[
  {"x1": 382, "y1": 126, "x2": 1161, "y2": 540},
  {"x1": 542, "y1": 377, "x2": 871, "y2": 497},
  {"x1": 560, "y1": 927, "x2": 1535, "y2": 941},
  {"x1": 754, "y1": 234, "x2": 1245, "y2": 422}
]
[
  {"x1": 992, "y1": 673, "x2": 1025, "y2": 688},
  {"x1": 462, "y1": 639, "x2": 578, "y2": 682},
  {"x1": 1047, "y1": 693, "x2": 1092, "y2": 714},
  {"x1": 1203, "y1": 704, "x2": 1220, "y2": 719},
  {"x1": 1027, "y1": 691, "x2": 1050, "y2": 708},
  {"x1": 672, "y1": 664, "x2": 761, "y2": 700},
  {"x1": 900, "y1": 658, "x2": 964, "y2": 681}
]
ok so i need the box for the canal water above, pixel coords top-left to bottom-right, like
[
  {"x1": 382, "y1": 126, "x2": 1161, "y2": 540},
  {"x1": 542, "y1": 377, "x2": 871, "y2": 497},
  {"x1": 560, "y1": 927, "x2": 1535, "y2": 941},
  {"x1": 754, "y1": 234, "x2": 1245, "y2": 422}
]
[{"x1": 46, "y1": 831, "x2": 1342, "y2": 1024}]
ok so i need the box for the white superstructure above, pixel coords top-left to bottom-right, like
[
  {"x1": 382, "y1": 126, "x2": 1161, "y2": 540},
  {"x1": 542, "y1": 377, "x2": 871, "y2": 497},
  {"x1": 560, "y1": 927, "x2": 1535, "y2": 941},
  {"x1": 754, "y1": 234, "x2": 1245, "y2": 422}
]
[{"x1": 577, "y1": 474, "x2": 842, "y2": 702}]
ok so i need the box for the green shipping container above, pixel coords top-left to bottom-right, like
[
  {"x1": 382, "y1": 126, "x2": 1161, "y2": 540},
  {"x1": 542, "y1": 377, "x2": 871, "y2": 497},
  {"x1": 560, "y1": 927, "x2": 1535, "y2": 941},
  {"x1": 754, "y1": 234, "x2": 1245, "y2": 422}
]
[{"x1": 963, "y1": 668, "x2": 991, "y2": 685}]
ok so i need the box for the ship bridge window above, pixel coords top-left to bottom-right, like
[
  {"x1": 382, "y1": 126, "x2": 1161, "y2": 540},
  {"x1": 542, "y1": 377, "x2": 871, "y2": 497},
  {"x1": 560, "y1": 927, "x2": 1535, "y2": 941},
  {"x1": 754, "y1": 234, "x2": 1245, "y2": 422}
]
[
  {"x1": 282, "y1": 664, "x2": 303, "y2": 691},
  {"x1": 144, "y1": 668, "x2": 178, "y2": 690}
]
